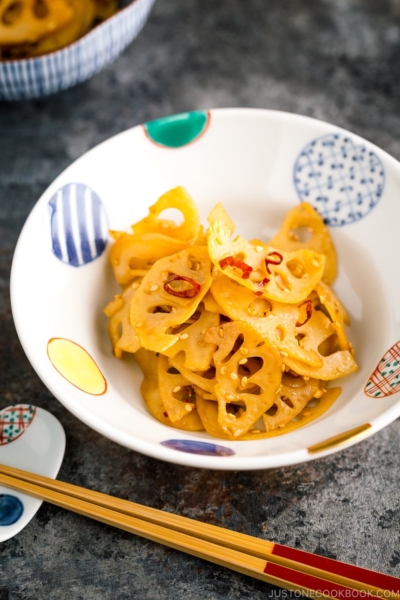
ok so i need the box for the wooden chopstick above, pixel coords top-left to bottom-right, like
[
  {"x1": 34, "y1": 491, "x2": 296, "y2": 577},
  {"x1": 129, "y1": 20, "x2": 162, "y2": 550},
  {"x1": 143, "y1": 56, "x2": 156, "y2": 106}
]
[{"x1": 0, "y1": 464, "x2": 399, "y2": 598}]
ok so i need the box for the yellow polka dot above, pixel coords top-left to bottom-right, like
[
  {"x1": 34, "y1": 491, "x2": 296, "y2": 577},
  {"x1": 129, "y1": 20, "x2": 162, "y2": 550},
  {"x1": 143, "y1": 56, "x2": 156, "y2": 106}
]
[{"x1": 47, "y1": 338, "x2": 106, "y2": 395}]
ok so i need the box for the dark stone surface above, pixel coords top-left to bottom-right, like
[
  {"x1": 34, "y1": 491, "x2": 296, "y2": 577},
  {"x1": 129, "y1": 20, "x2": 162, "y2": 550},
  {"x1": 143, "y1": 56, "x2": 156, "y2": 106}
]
[{"x1": 1, "y1": 0, "x2": 400, "y2": 598}]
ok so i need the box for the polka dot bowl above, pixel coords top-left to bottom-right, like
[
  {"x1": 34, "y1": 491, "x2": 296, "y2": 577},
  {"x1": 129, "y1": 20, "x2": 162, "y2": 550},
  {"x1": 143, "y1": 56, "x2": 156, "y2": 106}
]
[
  {"x1": 10, "y1": 108, "x2": 400, "y2": 469},
  {"x1": 0, "y1": 0, "x2": 155, "y2": 102}
]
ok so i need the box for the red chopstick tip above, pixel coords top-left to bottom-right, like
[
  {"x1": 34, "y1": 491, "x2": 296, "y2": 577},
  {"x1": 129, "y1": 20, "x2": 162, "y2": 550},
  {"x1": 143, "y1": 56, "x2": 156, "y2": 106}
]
[
  {"x1": 264, "y1": 562, "x2": 386, "y2": 597},
  {"x1": 272, "y1": 544, "x2": 400, "y2": 594}
]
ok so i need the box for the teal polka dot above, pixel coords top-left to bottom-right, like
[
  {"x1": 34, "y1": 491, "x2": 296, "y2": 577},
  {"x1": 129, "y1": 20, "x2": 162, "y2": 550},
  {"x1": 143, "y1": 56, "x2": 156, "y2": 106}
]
[{"x1": 144, "y1": 111, "x2": 209, "y2": 148}]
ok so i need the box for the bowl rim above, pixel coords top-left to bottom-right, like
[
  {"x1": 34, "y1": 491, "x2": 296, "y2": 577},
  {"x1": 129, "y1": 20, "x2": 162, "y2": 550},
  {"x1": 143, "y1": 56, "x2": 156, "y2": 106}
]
[
  {"x1": 0, "y1": 0, "x2": 141, "y2": 65},
  {"x1": 10, "y1": 107, "x2": 400, "y2": 470}
]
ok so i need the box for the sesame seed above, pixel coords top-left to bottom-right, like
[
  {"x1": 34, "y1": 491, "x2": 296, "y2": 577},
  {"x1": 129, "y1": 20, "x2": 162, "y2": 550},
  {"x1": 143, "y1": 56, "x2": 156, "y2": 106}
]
[
  {"x1": 233, "y1": 430, "x2": 242, "y2": 438},
  {"x1": 135, "y1": 322, "x2": 143, "y2": 327},
  {"x1": 303, "y1": 411, "x2": 312, "y2": 417},
  {"x1": 185, "y1": 404, "x2": 192, "y2": 412},
  {"x1": 131, "y1": 282, "x2": 140, "y2": 289},
  {"x1": 255, "y1": 245, "x2": 263, "y2": 252},
  {"x1": 303, "y1": 376, "x2": 310, "y2": 381},
  {"x1": 320, "y1": 295, "x2": 325, "y2": 303},
  {"x1": 201, "y1": 328, "x2": 207, "y2": 335},
  {"x1": 241, "y1": 376, "x2": 248, "y2": 387},
  {"x1": 149, "y1": 284, "x2": 159, "y2": 292},
  {"x1": 314, "y1": 389, "x2": 324, "y2": 398},
  {"x1": 239, "y1": 358, "x2": 248, "y2": 365},
  {"x1": 251, "y1": 429, "x2": 261, "y2": 434},
  {"x1": 219, "y1": 328, "x2": 224, "y2": 338},
  {"x1": 311, "y1": 259, "x2": 319, "y2": 267},
  {"x1": 220, "y1": 366, "x2": 227, "y2": 375},
  {"x1": 302, "y1": 273, "x2": 309, "y2": 279},
  {"x1": 230, "y1": 372, "x2": 238, "y2": 380},
  {"x1": 180, "y1": 333, "x2": 189, "y2": 340},
  {"x1": 173, "y1": 386, "x2": 182, "y2": 393},
  {"x1": 161, "y1": 272, "x2": 168, "y2": 281},
  {"x1": 281, "y1": 364, "x2": 286, "y2": 371},
  {"x1": 161, "y1": 222, "x2": 170, "y2": 229},
  {"x1": 240, "y1": 347, "x2": 248, "y2": 355},
  {"x1": 227, "y1": 394, "x2": 235, "y2": 400},
  {"x1": 280, "y1": 351, "x2": 288, "y2": 357}
]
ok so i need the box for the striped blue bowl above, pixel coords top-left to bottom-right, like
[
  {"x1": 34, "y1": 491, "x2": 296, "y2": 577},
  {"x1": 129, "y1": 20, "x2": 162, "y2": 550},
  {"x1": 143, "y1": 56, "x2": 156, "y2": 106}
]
[{"x1": 0, "y1": 0, "x2": 155, "y2": 101}]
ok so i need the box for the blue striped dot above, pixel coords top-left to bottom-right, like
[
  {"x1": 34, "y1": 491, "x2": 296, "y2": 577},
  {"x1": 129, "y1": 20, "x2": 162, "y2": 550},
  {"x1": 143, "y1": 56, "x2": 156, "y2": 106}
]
[{"x1": 48, "y1": 183, "x2": 109, "y2": 267}]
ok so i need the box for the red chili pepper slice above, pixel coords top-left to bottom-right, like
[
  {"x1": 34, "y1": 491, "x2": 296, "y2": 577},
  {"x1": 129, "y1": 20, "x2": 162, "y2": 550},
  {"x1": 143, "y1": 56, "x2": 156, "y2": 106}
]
[
  {"x1": 265, "y1": 251, "x2": 283, "y2": 274},
  {"x1": 296, "y1": 299, "x2": 313, "y2": 327},
  {"x1": 219, "y1": 256, "x2": 253, "y2": 279},
  {"x1": 163, "y1": 275, "x2": 201, "y2": 299},
  {"x1": 255, "y1": 277, "x2": 271, "y2": 296}
]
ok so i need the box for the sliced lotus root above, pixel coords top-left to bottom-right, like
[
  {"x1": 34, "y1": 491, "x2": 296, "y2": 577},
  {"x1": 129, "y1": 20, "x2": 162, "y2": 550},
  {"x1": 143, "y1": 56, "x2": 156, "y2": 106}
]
[
  {"x1": 240, "y1": 387, "x2": 341, "y2": 440},
  {"x1": 210, "y1": 271, "x2": 323, "y2": 368},
  {"x1": 207, "y1": 216, "x2": 325, "y2": 304},
  {"x1": 130, "y1": 246, "x2": 212, "y2": 353},
  {"x1": 203, "y1": 321, "x2": 282, "y2": 438},
  {"x1": 315, "y1": 281, "x2": 351, "y2": 351},
  {"x1": 202, "y1": 290, "x2": 228, "y2": 316},
  {"x1": 269, "y1": 202, "x2": 337, "y2": 284},
  {"x1": 93, "y1": 0, "x2": 118, "y2": 21},
  {"x1": 158, "y1": 354, "x2": 200, "y2": 422},
  {"x1": 283, "y1": 307, "x2": 358, "y2": 380},
  {"x1": 0, "y1": 0, "x2": 74, "y2": 45},
  {"x1": 27, "y1": 0, "x2": 97, "y2": 55},
  {"x1": 132, "y1": 187, "x2": 200, "y2": 242},
  {"x1": 197, "y1": 386, "x2": 341, "y2": 440},
  {"x1": 134, "y1": 349, "x2": 204, "y2": 431},
  {"x1": 207, "y1": 202, "x2": 235, "y2": 235},
  {"x1": 110, "y1": 231, "x2": 192, "y2": 286},
  {"x1": 169, "y1": 352, "x2": 217, "y2": 396},
  {"x1": 196, "y1": 397, "x2": 230, "y2": 439},
  {"x1": 263, "y1": 373, "x2": 320, "y2": 432},
  {"x1": 164, "y1": 304, "x2": 219, "y2": 371},
  {"x1": 103, "y1": 278, "x2": 142, "y2": 358}
]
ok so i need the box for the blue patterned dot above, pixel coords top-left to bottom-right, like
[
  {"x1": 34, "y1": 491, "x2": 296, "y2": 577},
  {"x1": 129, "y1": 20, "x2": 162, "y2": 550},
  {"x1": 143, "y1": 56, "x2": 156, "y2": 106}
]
[
  {"x1": 0, "y1": 495, "x2": 23, "y2": 526},
  {"x1": 293, "y1": 133, "x2": 385, "y2": 226}
]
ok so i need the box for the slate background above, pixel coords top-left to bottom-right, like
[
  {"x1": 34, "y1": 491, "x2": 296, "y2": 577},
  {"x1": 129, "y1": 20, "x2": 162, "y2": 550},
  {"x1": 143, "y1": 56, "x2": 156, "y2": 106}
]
[{"x1": 1, "y1": 1, "x2": 400, "y2": 598}]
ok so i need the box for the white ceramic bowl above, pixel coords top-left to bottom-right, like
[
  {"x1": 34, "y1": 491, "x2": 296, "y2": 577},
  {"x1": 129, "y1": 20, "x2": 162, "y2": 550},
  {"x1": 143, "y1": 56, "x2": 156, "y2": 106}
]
[
  {"x1": 0, "y1": 0, "x2": 154, "y2": 101},
  {"x1": 10, "y1": 108, "x2": 400, "y2": 470}
]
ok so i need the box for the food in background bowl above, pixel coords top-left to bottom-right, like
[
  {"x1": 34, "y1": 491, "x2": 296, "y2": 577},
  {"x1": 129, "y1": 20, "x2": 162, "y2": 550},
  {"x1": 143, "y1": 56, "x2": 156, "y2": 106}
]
[
  {"x1": 0, "y1": 0, "x2": 118, "y2": 60},
  {"x1": 104, "y1": 187, "x2": 358, "y2": 441},
  {"x1": 0, "y1": 0, "x2": 154, "y2": 101}
]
